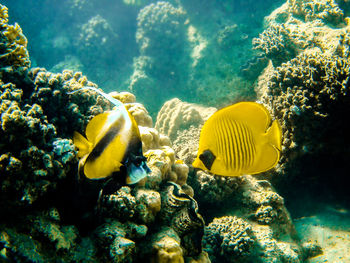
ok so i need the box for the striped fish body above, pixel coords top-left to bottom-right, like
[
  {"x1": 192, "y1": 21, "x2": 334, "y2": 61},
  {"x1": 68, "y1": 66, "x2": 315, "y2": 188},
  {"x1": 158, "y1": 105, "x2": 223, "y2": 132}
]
[
  {"x1": 192, "y1": 102, "x2": 281, "y2": 177},
  {"x1": 73, "y1": 105, "x2": 144, "y2": 181}
]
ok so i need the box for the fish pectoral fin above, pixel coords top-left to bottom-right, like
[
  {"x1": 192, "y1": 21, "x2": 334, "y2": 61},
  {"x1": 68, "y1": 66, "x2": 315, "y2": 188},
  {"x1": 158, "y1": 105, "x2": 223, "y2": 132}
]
[
  {"x1": 73, "y1": 131, "x2": 92, "y2": 158},
  {"x1": 249, "y1": 119, "x2": 282, "y2": 174},
  {"x1": 114, "y1": 160, "x2": 123, "y2": 171},
  {"x1": 126, "y1": 162, "x2": 149, "y2": 185}
]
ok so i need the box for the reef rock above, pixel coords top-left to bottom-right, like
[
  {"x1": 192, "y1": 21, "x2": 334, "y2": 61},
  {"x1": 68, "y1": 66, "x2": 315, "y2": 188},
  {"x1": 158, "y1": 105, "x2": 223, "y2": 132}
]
[{"x1": 155, "y1": 98, "x2": 216, "y2": 142}]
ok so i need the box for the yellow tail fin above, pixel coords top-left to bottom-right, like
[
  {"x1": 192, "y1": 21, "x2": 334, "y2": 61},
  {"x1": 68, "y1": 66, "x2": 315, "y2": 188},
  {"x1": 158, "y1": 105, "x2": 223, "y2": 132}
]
[
  {"x1": 267, "y1": 119, "x2": 282, "y2": 152},
  {"x1": 250, "y1": 119, "x2": 282, "y2": 174},
  {"x1": 73, "y1": 131, "x2": 92, "y2": 158}
]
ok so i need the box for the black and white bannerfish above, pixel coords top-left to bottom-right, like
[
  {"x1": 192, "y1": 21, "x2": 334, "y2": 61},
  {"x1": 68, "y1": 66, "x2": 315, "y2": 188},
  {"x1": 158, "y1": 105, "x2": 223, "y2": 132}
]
[
  {"x1": 71, "y1": 87, "x2": 151, "y2": 188},
  {"x1": 192, "y1": 101, "x2": 282, "y2": 177}
]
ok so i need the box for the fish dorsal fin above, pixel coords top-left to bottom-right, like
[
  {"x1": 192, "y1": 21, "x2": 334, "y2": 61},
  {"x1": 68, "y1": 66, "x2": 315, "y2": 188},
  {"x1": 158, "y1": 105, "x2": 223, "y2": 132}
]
[
  {"x1": 85, "y1": 112, "x2": 110, "y2": 144},
  {"x1": 215, "y1": 102, "x2": 271, "y2": 132},
  {"x1": 68, "y1": 86, "x2": 124, "y2": 108}
]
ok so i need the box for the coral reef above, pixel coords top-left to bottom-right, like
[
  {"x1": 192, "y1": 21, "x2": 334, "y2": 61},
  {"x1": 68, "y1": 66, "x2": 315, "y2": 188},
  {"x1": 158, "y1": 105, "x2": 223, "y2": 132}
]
[
  {"x1": 1, "y1": 14, "x2": 204, "y2": 259},
  {"x1": 155, "y1": 98, "x2": 216, "y2": 142},
  {"x1": 203, "y1": 216, "x2": 255, "y2": 263},
  {"x1": 253, "y1": 0, "x2": 350, "y2": 66},
  {"x1": 0, "y1": 4, "x2": 30, "y2": 70},
  {"x1": 5, "y1": 1, "x2": 350, "y2": 262},
  {"x1": 288, "y1": 0, "x2": 344, "y2": 24},
  {"x1": 154, "y1": 97, "x2": 319, "y2": 262},
  {"x1": 202, "y1": 175, "x2": 306, "y2": 263},
  {"x1": 0, "y1": 16, "x2": 203, "y2": 259},
  {"x1": 0, "y1": 67, "x2": 110, "y2": 211},
  {"x1": 259, "y1": 53, "x2": 350, "y2": 174},
  {"x1": 76, "y1": 14, "x2": 120, "y2": 72},
  {"x1": 128, "y1": 1, "x2": 191, "y2": 112}
]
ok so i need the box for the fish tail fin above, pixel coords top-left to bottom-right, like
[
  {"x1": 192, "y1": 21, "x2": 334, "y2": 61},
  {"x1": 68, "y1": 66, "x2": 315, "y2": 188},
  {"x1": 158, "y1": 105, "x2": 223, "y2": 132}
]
[
  {"x1": 267, "y1": 119, "x2": 282, "y2": 152},
  {"x1": 73, "y1": 131, "x2": 91, "y2": 158},
  {"x1": 251, "y1": 119, "x2": 282, "y2": 174}
]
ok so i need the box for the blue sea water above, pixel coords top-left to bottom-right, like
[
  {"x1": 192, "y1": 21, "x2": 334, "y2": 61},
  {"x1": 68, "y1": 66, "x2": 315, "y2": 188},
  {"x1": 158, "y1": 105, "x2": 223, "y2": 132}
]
[
  {"x1": 2, "y1": 0, "x2": 284, "y2": 113},
  {"x1": 1, "y1": 0, "x2": 350, "y2": 262}
]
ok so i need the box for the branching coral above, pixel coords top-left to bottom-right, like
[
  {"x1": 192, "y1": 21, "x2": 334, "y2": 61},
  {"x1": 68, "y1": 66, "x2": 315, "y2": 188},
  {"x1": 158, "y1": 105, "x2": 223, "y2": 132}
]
[
  {"x1": 254, "y1": 0, "x2": 349, "y2": 66},
  {"x1": 253, "y1": 23, "x2": 298, "y2": 66},
  {"x1": 0, "y1": 4, "x2": 30, "y2": 70},
  {"x1": 288, "y1": 0, "x2": 344, "y2": 25},
  {"x1": 260, "y1": 53, "x2": 350, "y2": 172}
]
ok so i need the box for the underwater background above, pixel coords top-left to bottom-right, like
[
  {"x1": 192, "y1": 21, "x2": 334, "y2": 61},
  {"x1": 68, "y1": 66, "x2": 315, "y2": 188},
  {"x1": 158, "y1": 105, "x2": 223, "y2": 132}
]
[{"x1": 1, "y1": 0, "x2": 350, "y2": 262}]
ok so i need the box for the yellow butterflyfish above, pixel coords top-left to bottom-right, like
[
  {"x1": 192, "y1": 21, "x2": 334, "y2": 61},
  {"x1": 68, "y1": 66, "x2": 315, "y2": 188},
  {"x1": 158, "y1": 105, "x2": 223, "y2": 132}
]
[
  {"x1": 71, "y1": 87, "x2": 151, "y2": 185},
  {"x1": 192, "y1": 101, "x2": 282, "y2": 176}
]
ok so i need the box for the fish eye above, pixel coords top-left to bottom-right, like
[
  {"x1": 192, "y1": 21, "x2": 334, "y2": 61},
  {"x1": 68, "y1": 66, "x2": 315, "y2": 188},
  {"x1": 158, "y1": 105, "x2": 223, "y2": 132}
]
[{"x1": 134, "y1": 156, "x2": 143, "y2": 166}]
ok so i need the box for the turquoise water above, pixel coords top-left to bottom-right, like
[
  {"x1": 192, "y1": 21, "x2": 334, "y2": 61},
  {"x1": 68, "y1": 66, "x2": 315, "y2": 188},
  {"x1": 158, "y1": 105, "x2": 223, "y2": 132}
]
[{"x1": 1, "y1": 0, "x2": 350, "y2": 262}]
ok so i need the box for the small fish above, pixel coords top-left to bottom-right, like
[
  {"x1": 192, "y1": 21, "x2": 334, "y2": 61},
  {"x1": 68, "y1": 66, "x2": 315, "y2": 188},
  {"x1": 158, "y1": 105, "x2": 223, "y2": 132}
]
[
  {"x1": 72, "y1": 87, "x2": 151, "y2": 186},
  {"x1": 192, "y1": 101, "x2": 282, "y2": 176}
]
